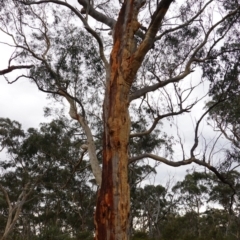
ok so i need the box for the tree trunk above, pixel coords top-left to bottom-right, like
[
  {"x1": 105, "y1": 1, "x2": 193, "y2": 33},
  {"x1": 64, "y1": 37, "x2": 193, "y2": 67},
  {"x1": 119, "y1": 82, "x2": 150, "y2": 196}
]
[
  {"x1": 94, "y1": 77, "x2": 131, "y2": 240},
  {"x1": 94, "y1": 1, "x2": 173, "y2": 239},
  {"x1": 94, "y1": 3, "x2": 135, "y2": 239}
]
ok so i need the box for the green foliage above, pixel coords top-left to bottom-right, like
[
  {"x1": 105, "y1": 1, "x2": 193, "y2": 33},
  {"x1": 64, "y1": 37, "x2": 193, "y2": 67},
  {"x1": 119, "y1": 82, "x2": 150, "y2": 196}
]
[
  {"x1": 37, "y1": 226, "x2": 72, "y2": 240},
  {"x1": 131, "y1": 231, "x2": 153, "y2": 240},
  {"x1": 0, "y1": 117, "x2": 96, "y2": 239},
  {"x1": 1, "y1": 118, "x2": 239, "y2": 240},
  {"x1": 75, "y1": 231, "x2": 93, "y2": 240}
]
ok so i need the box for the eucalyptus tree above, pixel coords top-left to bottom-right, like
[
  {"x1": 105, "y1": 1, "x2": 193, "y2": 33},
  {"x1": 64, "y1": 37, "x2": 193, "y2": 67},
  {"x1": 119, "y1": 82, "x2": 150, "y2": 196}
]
[
  {"x1": 1, "y1": 0, "x2": 240, "y2": 239},
  {"x1": 208, "y1": 171, "x2": 240, "y2": 238},
  {"x1": 171, "y1": 172, "x2": 211, "y2": 238},
  {"x1": 0, "y1": 118, "x2": 35, "y2": 240},
  {"x1": 0, "y1": 117, "x2": 97, "y2": 239},
  {"x1": 132, "y1": 184, "x2": 168, "y2": 239},
  {"x1": 172, "y1": 172, "x2": 211, "y2": 213},
  {"x1": 206, "y1": 61, "x2": 240, "y2": 212}
]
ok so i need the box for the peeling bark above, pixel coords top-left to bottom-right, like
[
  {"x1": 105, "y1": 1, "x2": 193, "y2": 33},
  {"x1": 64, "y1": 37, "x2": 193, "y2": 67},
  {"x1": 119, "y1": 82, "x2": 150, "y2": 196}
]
[
  {"x1": 94, "y1": 1, "x2": 142, "y2": 239},
  {"x1": 94, "y1": 1, "x2": 174, "y2": 239}
]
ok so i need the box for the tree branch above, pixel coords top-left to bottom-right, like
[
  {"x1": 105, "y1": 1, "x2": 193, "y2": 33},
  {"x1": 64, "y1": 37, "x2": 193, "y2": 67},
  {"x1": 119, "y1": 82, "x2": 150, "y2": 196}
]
[
  {"x1": 19, "y1": 0, "x2": 115, "y2": 29},
  {"x1": 134, "y1": 0, "x2": 174, "y2": 62},
  {"x1": 0, "y1": 65, "x2": 33, "y2": 75},
  {"x1": 190, "y1": 94, "x2": 232, "y2": 158},
  {"x1": 130, "y1": 106, "x2": 193, "y2": 138},
  {"x1": 129, "y1": 153, "x2": 193, "y2": 166},
  {"x1": 77, "y1": 0, "x2": 115, "y2": 29},
  {"x1": 130, "y1": 116, "x2": 161, "y2": 138},
  {"x1": 129, "y1": 153, "x2": 236, "y2": 212},
  {"x1": 189, "y1": 5, "x2": 240, "y2": 61},
  {"x1": 155, "y1": 0, "x2": 213, "y2": 41},
  {"x1": 58, "y1": 89, "x2": 102, "y2": 186},
  {"x1": 129, "y1": 69, "x2": 192, "y2": 101}
]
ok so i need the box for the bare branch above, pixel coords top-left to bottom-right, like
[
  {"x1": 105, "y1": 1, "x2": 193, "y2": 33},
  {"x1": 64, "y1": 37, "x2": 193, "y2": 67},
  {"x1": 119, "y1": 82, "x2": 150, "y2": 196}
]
[
  {"x1": 216, "y1": 120, "x2": 240, "y2": 149},
  {"x1": 130, "y1": 116, "x2": 161, "y2": 138},
  {"x1": 19, "y1": 0, "x2": 115, "y2": 29},
  {"x1": 129, "y1": 69, "x2": 193, "y2": 101},
  {"x1": 155, "y1": 0, "x2": 213, "y2": 41},
  {"x1": 130, "y1": 101, "x2": 194, "y2": 138},
  {"x1": 84, "y1": 25, "x2": 109, "y2": 70},
  {"x1": 190, "y1": 96, "x2": 228, "y2": 158},
  {"x1": 129, "y1": 153, "x2": 194, "y2": 166},
  {"x1": 134, "y1": 0, "x2": 174, "y2": 62},
  {"x1": 77, "y1": 0, "x2": 115, "y2": 29},
  {"x1": 129, "y1": 153, "x2": 236, "y2": 210},
  {"x1": 0, "y1": 182, "x2": 32, "y2": 240},
  {"x1": 189, "y1": 5, "x2": 240, "y2": 61},
  {"x1": 0, "y1": 65, "x2": 33, "y2": 75}
]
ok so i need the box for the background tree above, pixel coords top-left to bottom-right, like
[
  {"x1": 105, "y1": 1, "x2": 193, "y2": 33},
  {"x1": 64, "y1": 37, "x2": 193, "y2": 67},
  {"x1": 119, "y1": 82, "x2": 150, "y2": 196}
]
[
  {"x1": 1, "y1": 121, "x2": 240, "y2": 240},
  {"x1": 0, "y1": 117, "x2": 97, "y2": 239}
]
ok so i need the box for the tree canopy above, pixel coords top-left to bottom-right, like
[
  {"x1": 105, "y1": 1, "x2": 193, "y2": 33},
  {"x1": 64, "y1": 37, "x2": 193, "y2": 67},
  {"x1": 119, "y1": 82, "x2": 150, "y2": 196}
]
[{"x1": 0, "y1": 0, "x2": 240, "y2": 239}]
